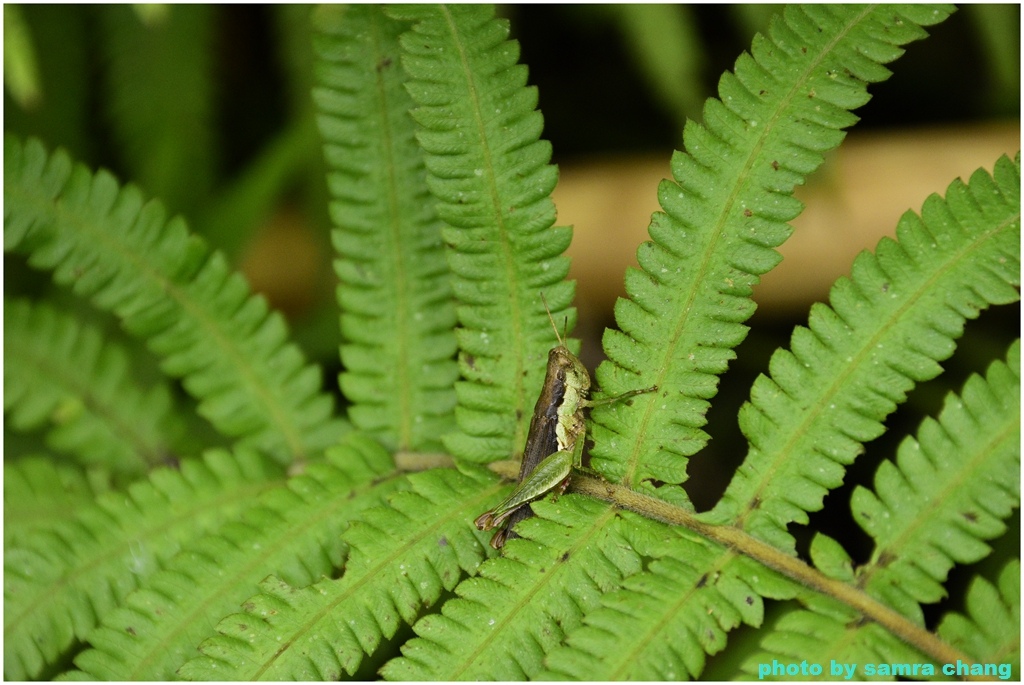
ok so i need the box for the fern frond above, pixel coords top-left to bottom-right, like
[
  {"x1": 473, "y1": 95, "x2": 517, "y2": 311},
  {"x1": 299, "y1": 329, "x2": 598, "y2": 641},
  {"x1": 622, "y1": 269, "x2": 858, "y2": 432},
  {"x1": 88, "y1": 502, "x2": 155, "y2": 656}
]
[
  {"x1": 388, "y1": 4, "x2": 575, "y2": 462},
  {"x1": 178, "y1": 468, "x2": 493, "y2": 680},
  {"x1": 851, "y1": 340, "x2": 1020, "y2": 620},
  {"x1": 382, "y1": 500, "x2": 668, "y2": 680},
  {"x1": 537, "y1": 533, "x2": 794, "y2": 680},
  {"x1": 3, "y1": 449, "x2": 283, "y2": 681},
  {"x1": 938, "y1": 560, "x2": 1020, "y2": 673},
  {"x1": 4, "y1": 456, "x2": 110, "y2": 546},
  {"x1": 539, "y1": 529, "x2": 741, "y2": 681},
  {"x1": 313, "y1": 5, "x2": 457, "y2": 453},
  {"x1": 712, "y1": 155, "x2": 1020, "y2": 552},
  {"x1": 587, "y1": 5, "x2": 955, "y2": 507},
  {"x1": 98, "y1": 5, "x2": 216, "y2": 215},
  {"x1": 68, "y1": 434, "x2": 402, "y2": 680},
  {"x1": 5, "y1": 297, "x2": 184, "y2": 479},
  {"x1": 4, "y1": 135, "x2": 347, "y2": 463}
]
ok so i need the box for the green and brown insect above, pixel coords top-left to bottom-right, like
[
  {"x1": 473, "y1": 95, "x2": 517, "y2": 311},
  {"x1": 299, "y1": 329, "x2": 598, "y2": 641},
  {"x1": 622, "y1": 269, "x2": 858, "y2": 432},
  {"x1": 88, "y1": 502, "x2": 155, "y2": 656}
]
[{"x1": 475, "y1": 297, "x2": 656, "y2": 549}]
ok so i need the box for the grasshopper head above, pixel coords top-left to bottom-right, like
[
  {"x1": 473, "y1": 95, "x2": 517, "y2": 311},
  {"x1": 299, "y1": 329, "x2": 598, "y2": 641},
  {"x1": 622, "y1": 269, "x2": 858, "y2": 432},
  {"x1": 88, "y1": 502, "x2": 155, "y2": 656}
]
[{"x1": 549, "y1": 345, "x2": 590, "y2": 397}]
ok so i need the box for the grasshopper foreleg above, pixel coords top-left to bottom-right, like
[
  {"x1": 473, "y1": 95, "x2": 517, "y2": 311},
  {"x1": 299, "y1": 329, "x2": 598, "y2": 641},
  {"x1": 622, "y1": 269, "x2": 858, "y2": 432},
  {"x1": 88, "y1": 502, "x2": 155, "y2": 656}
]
[{"x1": 585, "y1": 385, "x2": 658, "y2": 409}]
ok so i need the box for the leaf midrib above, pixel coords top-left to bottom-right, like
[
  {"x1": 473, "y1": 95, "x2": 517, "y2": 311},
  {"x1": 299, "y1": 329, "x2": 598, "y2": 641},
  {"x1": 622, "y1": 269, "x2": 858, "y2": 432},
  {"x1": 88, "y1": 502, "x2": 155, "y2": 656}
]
[{"x1": 440, "y1": 5, "x2": 529, "y2": 451}]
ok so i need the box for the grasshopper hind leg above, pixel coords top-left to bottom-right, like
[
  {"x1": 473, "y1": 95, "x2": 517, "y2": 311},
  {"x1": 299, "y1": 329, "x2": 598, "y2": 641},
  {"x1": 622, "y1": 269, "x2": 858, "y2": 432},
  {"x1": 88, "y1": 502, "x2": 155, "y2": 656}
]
[
  {"x1": 488, "y1": 472, "x2": 571, "y2": 549},
  {"x1": 488, "y1": 503, "x2": 534, "y2": 549}
]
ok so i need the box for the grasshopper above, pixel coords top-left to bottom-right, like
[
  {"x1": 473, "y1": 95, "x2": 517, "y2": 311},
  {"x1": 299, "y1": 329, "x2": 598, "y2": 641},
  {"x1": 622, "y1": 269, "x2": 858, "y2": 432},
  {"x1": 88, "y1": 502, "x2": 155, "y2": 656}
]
[{"x1": 474, "y1": 298, "x2": 656, "y2": 549}]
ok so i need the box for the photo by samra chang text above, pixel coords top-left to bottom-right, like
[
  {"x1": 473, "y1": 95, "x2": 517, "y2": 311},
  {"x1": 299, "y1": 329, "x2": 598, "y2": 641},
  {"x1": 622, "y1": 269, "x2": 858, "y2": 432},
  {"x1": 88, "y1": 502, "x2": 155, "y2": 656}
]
[{"x1": 757, "y1": 658, "x2": 1013, "y2": 680}]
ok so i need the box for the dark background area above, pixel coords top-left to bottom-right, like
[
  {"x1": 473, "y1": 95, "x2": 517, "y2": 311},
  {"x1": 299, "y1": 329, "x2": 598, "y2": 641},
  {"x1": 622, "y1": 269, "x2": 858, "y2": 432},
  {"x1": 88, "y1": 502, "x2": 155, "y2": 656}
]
[{"x1": 6, "y1": 6, "x2": 1019, "y2": 191}]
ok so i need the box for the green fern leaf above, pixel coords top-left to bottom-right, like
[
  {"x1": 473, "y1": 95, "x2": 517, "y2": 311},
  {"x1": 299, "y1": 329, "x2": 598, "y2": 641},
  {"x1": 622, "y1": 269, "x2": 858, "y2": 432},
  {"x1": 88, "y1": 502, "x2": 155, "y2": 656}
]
[
  {"x1": 388, "y1": 3, "x2": 576, "y2": 462},
  {"x1": 178, "y1": 467, "x2": 493, "y2": 680},
  {"x1": 4, "y1": 456, "x2": 110, "y2": 546},
  {"x1": 313, "y1": 5, "x2": 457, "y2": 453},
  {"x1": 852, "y1": 340, "x2": 1020, "y2": 620},
  {"x1": 4, "y1": 135, "x2": 347, "y2": 463},
  {"x1": 5, "y1": 297, "x2": 184, "y2": 478},
  {"x1": 711, "y1": 155, "x2": 1020, "y2": 552},
  {"x1": 67, "y1": 434, "x2": 402, "y2": 680},
  {"x1": 3, "y1": 449, "x2": 283, "y2": 681},
  {"x1": 540, "y1": 524, "x2": 945, "y2": 682},
  {"x1": 938, "y1": 560, "x2": 1019, "y2": 674},
  {"x1": 587, "y1": 5, "x2": 955, "y2": 507},
  {"x1": 536, "y1": 535, "x2": 794, "y2": 680},
  {"x1": 382, "y1": 499, "x2": 667, "y2": 680},
  {"x1": 808, "y1": 532, "x2": 855, "y2": 582}
]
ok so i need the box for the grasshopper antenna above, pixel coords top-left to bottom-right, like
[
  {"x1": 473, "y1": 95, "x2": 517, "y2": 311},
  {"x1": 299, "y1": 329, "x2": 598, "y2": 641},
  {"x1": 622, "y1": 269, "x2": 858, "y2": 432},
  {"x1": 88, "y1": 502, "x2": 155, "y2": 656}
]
[{"x1": 539, "y1": 292, "x2": 567, "y2": 347}]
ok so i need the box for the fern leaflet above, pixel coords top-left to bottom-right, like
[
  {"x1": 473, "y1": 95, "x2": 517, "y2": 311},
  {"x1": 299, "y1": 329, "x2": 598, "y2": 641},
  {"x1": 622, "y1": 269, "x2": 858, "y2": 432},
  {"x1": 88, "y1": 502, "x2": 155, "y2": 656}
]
[
  {"x1": 938, "y1": 560, "x2": 1020, "y2": 675},
  {"x1": 852, "y1": 340, "x2": 1020, "y2": 621},
  {"x1": 313, "y1": 5, "x2": 458, "y2": 453},
  {"x1": 388, "y1": 3, "x2": 576, "y2": 463},
  {"x1": 538, "y1": 536, "x2": 795, "y2": 680},
  {"x1": 4, "y1": 457, "x2": 110, "y2": 547},
  {"x1": 4, "y1": 135, "x2": 346, "y2": 464},
  {"x1": 5, "y1": 297, "x2": 184, "y2": 479},
  {"x1": 178, "y1": 468, "x2": 493, "y2": 680},
  {"x1": 3, "y1": 449, "x2": 283, "y2": 680}
]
